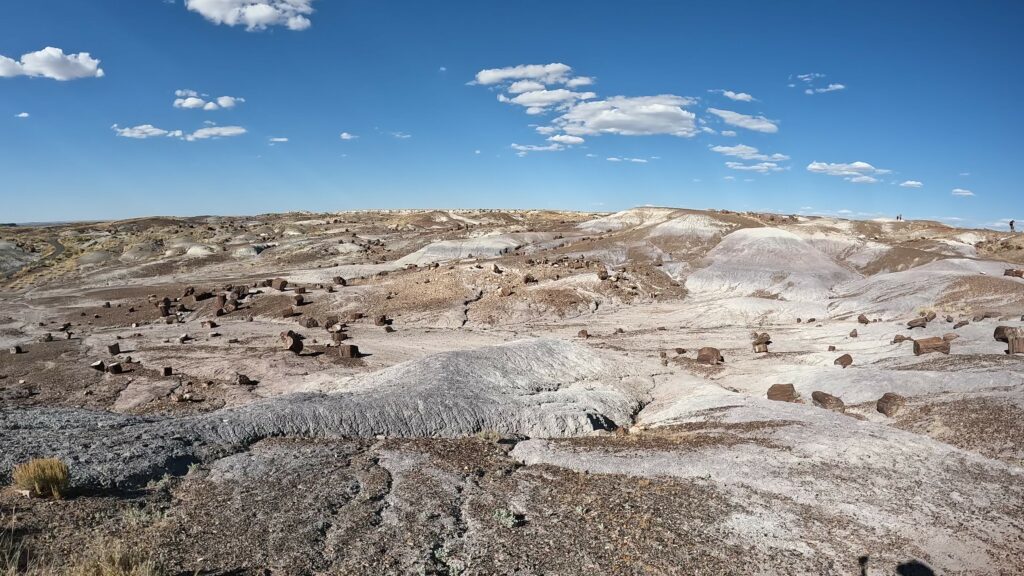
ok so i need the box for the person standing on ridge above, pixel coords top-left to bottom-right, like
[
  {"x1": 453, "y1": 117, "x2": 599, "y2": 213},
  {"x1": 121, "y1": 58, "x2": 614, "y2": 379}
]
[{"x1": 1011, "y1": 220, "x2": 1016, "y2": 233}]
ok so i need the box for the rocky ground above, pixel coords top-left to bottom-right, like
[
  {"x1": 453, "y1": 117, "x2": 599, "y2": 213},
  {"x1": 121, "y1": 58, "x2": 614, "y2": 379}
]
[{"x1": 1, "y1": 207, "x2": 1022, "y2": 575}]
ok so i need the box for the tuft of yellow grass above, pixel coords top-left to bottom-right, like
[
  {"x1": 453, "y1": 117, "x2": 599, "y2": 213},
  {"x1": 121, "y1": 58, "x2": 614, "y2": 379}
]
[
  {"x1": 65, "y1": 543, "x2": 163, "y2": 576},
  {"x1": 11, "y1": 458, "x2": 69, "y2": 500}
]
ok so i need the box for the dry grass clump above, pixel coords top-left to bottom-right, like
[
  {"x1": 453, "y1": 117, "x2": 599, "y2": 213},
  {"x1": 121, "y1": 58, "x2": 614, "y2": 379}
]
[
  {"x1": 65, "y1": 543, "x2": 163, "y2": 576},
  {"x1": 11, "y1": 459, "x2": 69, "y2": 500}
]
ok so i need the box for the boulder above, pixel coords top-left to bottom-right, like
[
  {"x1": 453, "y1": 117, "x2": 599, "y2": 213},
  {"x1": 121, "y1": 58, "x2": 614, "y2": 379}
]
[
  {"x1": 994, "y1": 326, "x2": 1024, "y2": 343},
  {"x1": 907, "y1": 318, "x2": 928, "y2": 329},
  {"x1": 767, "y1": 383, "x2": 798, "y2": 403},
  {"x1": 953, "y1": 320, "x2": 969, "y2": 329},
  {"x1": 834, "y1": 354, "x2": 853, "y2": 368},
  {"x1": 161, "y1": 367, "x2": 173, "y2": 377},
  {"x1": 849, "y1": 329, "x2": 858, "y2": 338},
  {"x1": 913, "y1": 337, "x2": 950, "y2": 356},
  {"x1": 696, "y1": 347, "x2": 724, "y2": 365},
  {"x1": 811, "y1": 391, "x2": 845, "y2": 412},
  {"x1": 876, "y1": 393, "x2": 906, "y2": 417},
  {"x1": 577, "y1": 330, "x2": 589, "y2": 339},
  {"x1": 892, "y1": 334, "x2": 909, "y2": 344},
  {"x1": 282, "y1": 333, "x2": 304, "y2": 354},
  {"x1": 857, "y1": 314, "x2": 870, "y2": 325},
  {"x1": 107, "y1": 343, "x2": 120, "y2": 355},
  {"x1": 270, "y1": 278, "x2": 288, "y2": 291},
  {"x1": 336, "y1": 344, "x2": 361, "y2": 358}
]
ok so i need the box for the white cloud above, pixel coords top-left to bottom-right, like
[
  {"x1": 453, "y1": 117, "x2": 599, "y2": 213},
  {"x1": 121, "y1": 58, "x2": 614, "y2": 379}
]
[
  {"x1": 566, "y1": 76, "x2": 594, "y2": 88},
  {"x1": 710, "y1": 144, "x2": 789, "y2": 162},
  {"x1": 724, "y1": 161, "x2": 783, "y2": 173},
  {"x1": 794, "y1": 73, "x2": 845, "y2": 95},
  {"x1": 112, "y1": 123, "x2": 244, "y2": 141},
  {"x1": 0, "y1": 47, "x2": 104, "y2": 81},
  {"x1": 707, "y1": 108, "x2": 778, "y2": 133},
  {"x1": 606, "y1": 157, "x2": 647, "y2": 163},
  {"x1": 899, "y1": 180, "x2": 923, "y2": 188},
  {"x1": 439, "y1": 66, "x2": 447, "y2": 72},
  {"x1": 723, "y1": 175, "x2": 736, "y2": 181},
  {"x1": 556, "y1": 95, "x2": 699, "y2": 137},
  {"x1": 474, "y1": 63, "x2": 572, "y2": 85},
  {"x1": 507, "y1": 80, "x2": 545, "y2": 94},
  {"x1": 173, "y1": 90, "x2": 245, "y2": 110},
  {"x1": 547, "y1": 134, "x2": 584, "y2": 145},
  {"x1": 805, "y1": 83, "x2": 846, "y2": 95},
  {"x1": 184, "y1": 125, "x2": 246, "y2": 141},
  {"x1": 269, "y1": 137, "x2": 288, "y2": 142},
  {"x1": 606, "y1": 157, "x2": 621, "y2": 162},
  {"x1": 509, "y1": 89, "x2": 595, "y2": 111},
  {"x1": 15, "y1": 112, "x2": 29, "y2": 118},
  {"x1": 474, "y1": 149, "x2": 480, "y2": 154},
  {"x1": 112, "y1": 124, "x2": 179, "y2": 139},
  {"x1": 951, "y1": 188, "x2": 975, "y2": 197},
  {"x1": 339, "y1": 132, "x2": 358, "y2": 140},
  {"x1": 216, "y1": 95, "x2": 243, "y2": 108},
  {"x1": 511, "y1": 143, "x2": 563, "y2": 156},
  {"x1": 959, "y1": 172, "x2": 970, "y2": 176},
  {"x1": 391, "y1": 131, "x2": 412, "y2": 139},
  {"x1": 720, "y1": 130, "x2": 737, "y2": 137},
  {"x1": 711, "y1": 89, "x2": 755, "y2": 102},
  {"x1": 185, "y1": 0, "x2": 315, "y2": 31},
  {"x1": 807, "y1": 161, "x2": 890, "y2": 183}
]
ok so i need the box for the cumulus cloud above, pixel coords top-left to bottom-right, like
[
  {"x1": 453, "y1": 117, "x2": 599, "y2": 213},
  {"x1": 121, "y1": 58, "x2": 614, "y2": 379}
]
[
  {"x1": 15, "y1": 112, "x2": 29, "y2": 118},
  {"x1": 707, "y1": 108, "x2": 778, "y2": 133},
  {"x1": 475, "y1": 63, "x2": 700, "y2": 153},
  {"x1": 0, "y1": 47, "x2": 104, "y2": 81},
  {"x1": 806, "y1": 161, "x2": 890, "y2": 184},
  {"x1": 547, "y1": 134, "x2": 584, "y2": 145},
  {"x1": 112, "y1": 123, "x2": 245, "y2": 141},
  {"x1": 508, "y1": 80, "x2": 545, "y2": 94},
  {"x1": 711, "y1": 89, "x2": 755, "y2": 102},
  {"x1": 509, "y1": 88, "x2": 595, "y2": 110},
  {"x1": 566, "y1": 76, "x2": 594, "y2": 88},
  {"x1": 555, "y1": 95, "x2": 699, "y2": 137},
  {"x1": 269, "y1": 137, "x2": 288, "y2": 142},
  {"x1": 951, "y1": 188, "x2": 975, "y2": 197},
  {"x1": 710, "y1": 144, "x2": 788, "y2": 162},
  {"x1": 339, "y1": 132, "x2": 358, "y2": 140},
  {"x1": 899, "y1": 180, "x2": 923, "y2": 188},
  {"x1": 721, "y1": 130, "x2": 737, "y2": 137},
  {"x1": 474, "y1": 63, "x2": 572, "y2": 86},
  {"x1": 391, "y1": 131, "x2": 412, "y2": 139},
  {"x1": 173, "y1": 89, "x2": 245, "y2": 111},
  {"x1": 185, "y1": 0, "x2": 315, "y2": 31}
]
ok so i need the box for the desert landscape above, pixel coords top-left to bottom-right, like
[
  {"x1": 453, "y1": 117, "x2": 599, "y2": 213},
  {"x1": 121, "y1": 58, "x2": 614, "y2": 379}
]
[{"x1": 1, "y1": 207, "x2": 1023, "y2": 574}]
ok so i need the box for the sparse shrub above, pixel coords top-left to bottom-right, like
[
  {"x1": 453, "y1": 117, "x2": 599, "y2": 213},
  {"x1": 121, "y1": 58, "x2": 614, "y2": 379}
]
[
  {"x1": 11, "y1": 458, "x2": 69, "y2": 500},
  {"x1": 492, "y1": 508, "x2": 521, "y2": 529},
  {"x1": 475, "y1": 430, "x2": 501, "y2": 443},
  {"x1": 66, "y1": 542, "x2": 163, "y2": 576}
]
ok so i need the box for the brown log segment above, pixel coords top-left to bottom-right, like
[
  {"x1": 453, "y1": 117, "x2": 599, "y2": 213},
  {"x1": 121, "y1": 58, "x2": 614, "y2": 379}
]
[{"x1": 913, "y1": 337, "x2": 950, "y2": 356}]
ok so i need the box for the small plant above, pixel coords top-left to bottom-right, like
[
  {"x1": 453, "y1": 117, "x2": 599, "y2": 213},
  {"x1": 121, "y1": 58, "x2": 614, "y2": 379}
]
[
  {"x1": 66, "y1": 542, "x2": 164, "y2": 576},
  {"x1": 492, "y1": 508, "x2": 522, "y2": 529},
  {"x1": 475, "y1": 429, "x2": 501, "y2": 443},
  {"x1": 11, "y1": 458, "x2": 69, "y2": 500}
]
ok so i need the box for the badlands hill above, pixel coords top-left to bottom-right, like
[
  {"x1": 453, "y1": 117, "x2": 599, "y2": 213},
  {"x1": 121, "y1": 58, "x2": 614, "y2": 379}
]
[{"x1": 0, "y1": 207, "x2": 1022, "y2": 575}]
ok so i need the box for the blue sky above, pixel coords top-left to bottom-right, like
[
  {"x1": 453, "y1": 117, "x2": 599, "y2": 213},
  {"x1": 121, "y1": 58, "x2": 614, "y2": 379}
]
[{"x1": 1, "y1": 1, "x2": 1021, "y2": 228}]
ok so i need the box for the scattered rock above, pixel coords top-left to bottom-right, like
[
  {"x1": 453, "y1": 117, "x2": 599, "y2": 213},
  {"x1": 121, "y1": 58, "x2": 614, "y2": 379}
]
[
  {"x1": 834, "y1": 354, "x2": 853, "y2": 368},
  {"x1": 106, "y1": 343, "x2": 120, "y2": 355},
  {"x1": 857, "y1": 314, "x2": 870, "y2": 325},
  {"x1": 696, "y1": 347, "x2": 724, "y2": 365},
  {"x1": 336, "y1": 343, "x2": 360, "y2": 358},
  {"x1": 90, "y1": 360, "x2": 105, "y2": 371},
  {"x1": 577, "y1": 329, "x2": 589, "y2": 339},
  {"x1": 811, "y1": 391, "x2": 845, "y2": 412},
  {"x1": 767, "y1": 383, "x2": 798, "y2": 402},
  {"x1": 913, "y1": 337, "x2": 950, "y2": 356},
  {"x1": 162, "y1": 367, "x2": 173, "y2": 377},
  {"x1": 907, "y1": 318, "x2": 928, "y2": 329},
  {"x1": 876, "y1": 392, "x2": 906, "y2": 417},
  {"x1": 953, "y1": 320, "x2": 969, "y2": 329},
  {"x1": 107, "y1": 362, "x2": 123, "y2": 375},
  {"x1": 849, "y1": 329, "x2": 858, "y2": 338},
  {"x1": 8, "y1": 346, "x2": 22, "y2": 355}
]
